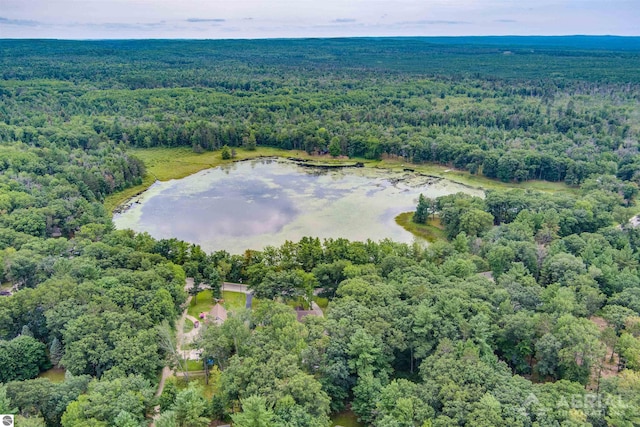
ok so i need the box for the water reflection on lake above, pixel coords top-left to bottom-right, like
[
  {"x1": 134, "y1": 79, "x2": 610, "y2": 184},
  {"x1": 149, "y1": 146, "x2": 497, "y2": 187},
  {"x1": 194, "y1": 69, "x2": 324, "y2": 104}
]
[{"x1": 113, "y1": 158, "x2": 483, "y2": 253}]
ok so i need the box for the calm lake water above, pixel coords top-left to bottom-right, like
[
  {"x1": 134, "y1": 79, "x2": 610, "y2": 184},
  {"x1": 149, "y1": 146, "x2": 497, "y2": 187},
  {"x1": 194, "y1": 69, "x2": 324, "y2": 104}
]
[{"x1": 113, "y1": 158, "x2": 483, "y2": 254}]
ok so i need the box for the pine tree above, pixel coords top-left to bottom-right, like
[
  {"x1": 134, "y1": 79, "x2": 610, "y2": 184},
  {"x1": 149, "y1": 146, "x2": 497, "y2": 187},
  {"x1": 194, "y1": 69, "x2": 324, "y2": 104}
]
[
  {"x1": 328, "y1": 137, "x2": 341, "y2": 157},
  {"x1": 244, "y1": 132, "x2": 257, "y2": 151},
  {"x1": 232, "y1": 395, "x2": 274, "y2": 427},
  {"x1": 413, "y1": 194, "x2": 429, "y2": 224},
  {"x1": 50, "y1": 337, "x2": 64, "y2": 367},
  {"x1": 0, "y1": 384, "x2": 16, "y2": 414},
  {"x1": 221, "y1": 145, "x2": 232, "y2": 160}
]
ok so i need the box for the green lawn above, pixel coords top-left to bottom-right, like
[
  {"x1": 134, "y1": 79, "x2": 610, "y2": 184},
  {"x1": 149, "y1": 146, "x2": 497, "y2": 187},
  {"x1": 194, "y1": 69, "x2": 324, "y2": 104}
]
[
  {"x1": 184, "y1": 359, "x2": 204, "y2": 372},
  {"x1": 38, "y1": 368, "x2": 66, "y2": 383},
  {"x1": 183, "y1": 317, "x2": 194, "y2": 333},
  {"x1": 175, "y1": 367, "x2": 220, "y2": 399},
  {"x1": 187, "y1": 289, "x2": 249, "y2": 318},
  {"x1": 221, "y1": 290, "x2": 246, "y2": 313},
  {"x1": 187, "y1": 290, "x2": 214, "y2": 318},
  {"x1": 395, "y1": 212, "x2": 447, "y2": 242}
]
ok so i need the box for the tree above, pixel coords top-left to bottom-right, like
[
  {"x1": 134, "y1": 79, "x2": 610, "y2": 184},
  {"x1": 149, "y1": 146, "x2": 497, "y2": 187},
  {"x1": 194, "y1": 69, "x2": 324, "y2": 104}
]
[
  {"x1": 203, "y1": 264, "x2": 222, "y2": 299},
  {"x1": 351, "y1": 371, "x2": 383, "y2": 425},
  {"x1": 6, "y1": 375, "x2": 90, "y2": 427},
  {"x1": 347, "y1": 328, "x2": 388, "y2": 376},
  {"x1": 601, "y1": 370, "x2": 640, "y2": 426},
  {"x1": 459, "y1": 208, "x2": 494, "y2": 237},
  {"x1": 328, "y1": 137, "x2": 341, "y2": 157},
  {"x1": 413, "y1": 194, "x2": 429, "y2": 224},
  {"x1": 61, "y1": 375, "x2": 153, "y2": 427},
  {"x1": 108, "y1": 329, "x2": 162, "y2": 380},
  {"x1": 487, "y1": 245, "x2": 516, "y2": 278},
  {"x1": 0, "y1": 384, "x2": 16, "y2": 415},
  {"x1": 173, "y1": 384, "x2": 210, "y2": 427},
  {"x1": 184, "y1": 262, "x2": 203, "y2": 304},
  {"x1": 50, "y1": 337, "x2": 64, "y2": 367},
  {"x1": 555, "y1": 315, "x2": 606, "y2": 384},
  {"x1": 113, "y1": 411, "x2": 139, "y2": 427},
  {"x1": 541, "y1": 253, "x2": 586, "y2": 285},
  {"x1": 535, "y1": 333, "x2": 561, "y2": 378},
  {"x1": 4, "y1": 250, "x2": 41, "y2": 288},
  {"x1": 231, "y1": 395, "x2": 274, "y2": 427},
  {"x1": 159, "y1": 380, "x2": 178, "y2": 411},
  {"x1": 157, "y1": 322, "x2": 189, "y2": 381},
  {"x1": 199, "y1": 323, "x2": 234, "y2": 370},
  {"x1": 221, "y1": 145, "x2": 232, "y2": 160},
  {"x1": 156, "y1": 411, "x2": 179, "y2": 427},
  {"x1": 243, "y1": 132, "x2": 257, "y2": 151},
  {"x1": 251, "y1": 269, "x2": 316, "y2": 306},
  {"x1": 467, "y1": 394, "x2": 506, "y2": 427},
  {"x1": 374, "y1": 379, "x2": 435, "y2": 426},
  {"x1": 0, "y1": 335, "x2": 50, "y2": 383},
  {"x1": 617, "y1": 333, "x2": 640, "y2": 371}
]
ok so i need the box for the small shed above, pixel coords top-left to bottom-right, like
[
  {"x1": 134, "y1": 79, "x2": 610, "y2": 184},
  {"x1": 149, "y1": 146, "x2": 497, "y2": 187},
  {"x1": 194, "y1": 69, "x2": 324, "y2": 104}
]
[{"x1": 209, "y1": 304, "x2": 228, "y2": 325}]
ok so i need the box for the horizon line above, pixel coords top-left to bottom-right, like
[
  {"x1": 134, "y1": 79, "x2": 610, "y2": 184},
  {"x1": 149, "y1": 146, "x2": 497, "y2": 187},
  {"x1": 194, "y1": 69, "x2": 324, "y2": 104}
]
[{"x1": 2, "y1": 34, "x2": 640, "y2": 42}]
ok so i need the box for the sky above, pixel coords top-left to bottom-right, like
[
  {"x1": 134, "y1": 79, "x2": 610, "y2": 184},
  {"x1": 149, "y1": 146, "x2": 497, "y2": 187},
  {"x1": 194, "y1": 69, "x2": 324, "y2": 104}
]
[{"x1": 0, "y1": 0, "x2": 638, "y2": 39}]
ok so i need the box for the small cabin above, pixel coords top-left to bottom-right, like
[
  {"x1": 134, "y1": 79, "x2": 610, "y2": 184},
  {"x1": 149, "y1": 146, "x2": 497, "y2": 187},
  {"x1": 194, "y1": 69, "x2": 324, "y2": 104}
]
[{"x1": 208, "y1": 304, "x2": 228, "y2": 325}]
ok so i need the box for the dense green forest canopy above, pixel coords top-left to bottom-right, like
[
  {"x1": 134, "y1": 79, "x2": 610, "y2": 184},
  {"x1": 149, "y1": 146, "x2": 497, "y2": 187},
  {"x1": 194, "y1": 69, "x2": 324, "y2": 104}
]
[
  {"x1": 1, "y1": 37, "x2": 640, "y2": 185},
  {"x1": 3, "y1": 37, "x2": 640, "y2": 83},
  {"x1": 0, "y1": 37, "x2": 640, "y2": 426}
]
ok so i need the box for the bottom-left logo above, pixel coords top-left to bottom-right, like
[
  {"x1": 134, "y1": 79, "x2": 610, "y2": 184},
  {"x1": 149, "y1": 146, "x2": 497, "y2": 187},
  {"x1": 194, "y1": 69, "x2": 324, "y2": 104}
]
[{"x1": 1, "y1": 415, "x2": 14, "y2": 427}]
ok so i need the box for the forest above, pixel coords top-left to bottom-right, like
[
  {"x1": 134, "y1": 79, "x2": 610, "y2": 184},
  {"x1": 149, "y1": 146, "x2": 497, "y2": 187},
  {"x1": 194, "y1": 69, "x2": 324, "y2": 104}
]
[{"x1": 0, "y1": 37, "x2": 640, "y2": 426}]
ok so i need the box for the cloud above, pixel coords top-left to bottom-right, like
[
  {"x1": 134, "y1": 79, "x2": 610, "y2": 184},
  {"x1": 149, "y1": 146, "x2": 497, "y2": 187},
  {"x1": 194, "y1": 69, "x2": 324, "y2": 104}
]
[
  {"x1": 397, "y1": 20, "x2": 472, "y2": 25},
  {"x1": 494, "y1": 19, "x2": 517, "y2": 23},
  {"x1": 83, "y1": 21, "x2": 167, "y2": 31},
  {"x1": 186, "y1": 18, "x2": 226, "y2": 23},
  {"x1": 333, "y1": 18, "x2": 357, "y2": 23},
  {"x1": 0, "y1": 16, "x2": 41, "y2": 26}
]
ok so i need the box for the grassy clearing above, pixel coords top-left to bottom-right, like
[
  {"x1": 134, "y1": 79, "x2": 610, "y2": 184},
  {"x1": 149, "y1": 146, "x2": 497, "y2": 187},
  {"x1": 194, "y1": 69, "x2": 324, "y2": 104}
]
[
  {"x1": 221, "y1": 290, "x2": 246, "y2": 313},
  {"x1": 183, "y1": 317, "x2": 194, "y2": 333},
  {"x1": 395, "y1": 212, "x2": 447, "y2": 242},
  {"x1": 175, "y1": 367, "x2": 220, "y2": 399},
  {"x1": 375, "y1": 157, "x2": 576, "y2": 194},
  {"x1": 187, "y1": 289, "x2": 248, "y2": 318},
  {"x1": 187, "y1": 290, "x2": 214, "y2": 318},
  {"x1": 184, "y1": 359, "x2": 203, "y2": 372},
  {"x1": 131, "y1": 146, "x2": 346, "y2": 182},
  {"x1": 38, "y1": 368, "x2": 66, "y2": 383},
  {"x1": 105, "y1": 146, "x2": 576, "y2": 214}
]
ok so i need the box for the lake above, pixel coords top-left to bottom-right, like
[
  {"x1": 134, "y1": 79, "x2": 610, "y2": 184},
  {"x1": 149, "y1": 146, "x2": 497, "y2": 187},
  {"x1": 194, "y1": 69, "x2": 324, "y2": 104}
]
[{"x1": 113, "y1": 158, "x2": 483, "y2": 253}]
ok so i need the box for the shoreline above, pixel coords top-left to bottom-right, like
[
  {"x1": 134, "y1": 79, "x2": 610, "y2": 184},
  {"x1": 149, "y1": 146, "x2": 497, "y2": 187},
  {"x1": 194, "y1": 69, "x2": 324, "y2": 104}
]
[
  {"x1": 395, "y1": 211, "x2": 447, "y2": 242},
  {"x1": 104, "y1": 146, "x2": 575, "y2": 215}
]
